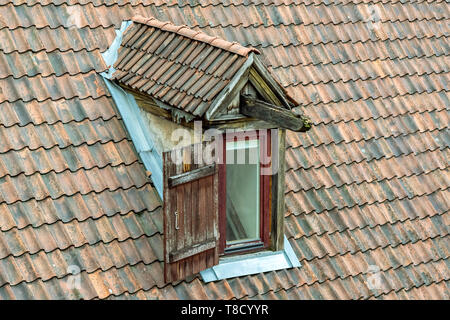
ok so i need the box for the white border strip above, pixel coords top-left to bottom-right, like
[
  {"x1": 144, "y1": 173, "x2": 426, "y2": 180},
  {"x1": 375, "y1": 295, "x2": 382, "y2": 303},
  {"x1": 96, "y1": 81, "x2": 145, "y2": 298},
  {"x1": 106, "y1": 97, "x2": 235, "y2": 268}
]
[
  {"x1": 101, "y1": 20, "x2": 132, "y2": 79},
  {"x1": 200, "y1": 236, "x2": 301, "y2": 282},
  {"x1": 103, "y1": 78, "x2": 163, "y2": 199}
]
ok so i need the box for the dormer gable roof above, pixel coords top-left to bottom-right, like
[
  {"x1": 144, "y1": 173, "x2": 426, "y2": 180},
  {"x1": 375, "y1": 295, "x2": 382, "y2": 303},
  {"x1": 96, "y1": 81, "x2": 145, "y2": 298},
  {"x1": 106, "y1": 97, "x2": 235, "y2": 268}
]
[
  {"x1": 109, "y1": 16, "x2": 260, "y2": 117},
  {"x1": 104, "y1": 16, "x2": 310, "y2": 131}
]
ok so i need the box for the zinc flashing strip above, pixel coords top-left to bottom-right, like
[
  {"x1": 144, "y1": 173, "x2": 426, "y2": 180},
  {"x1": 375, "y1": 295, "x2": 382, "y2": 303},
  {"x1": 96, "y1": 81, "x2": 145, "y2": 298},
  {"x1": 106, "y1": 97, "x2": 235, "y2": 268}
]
[
  {"x1": 102, "y1": 78, "x2": 163, "y2": 199},
  {"x1": 101, "y1": 20, "x2": 164, "y2": 198},
  {"x1": 101, "y1": 20, "x2": 133, "y2": 79},
  {"x1": 200, "y1": 236, "x2": 301, "y2": 282}
]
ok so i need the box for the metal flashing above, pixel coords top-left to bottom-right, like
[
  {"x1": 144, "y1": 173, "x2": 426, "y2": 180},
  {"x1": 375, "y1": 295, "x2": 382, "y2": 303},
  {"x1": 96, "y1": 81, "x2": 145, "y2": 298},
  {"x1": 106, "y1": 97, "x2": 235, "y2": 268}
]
[
  {"x1": 103, "y1": 78, "x2": 164, "y2": 199},
  {"x1": 200, "y1": 236, "x2": 301, "y2": 282},
  {"x1": 101, "y1": 20, "x2": 133, "y2": 79}
]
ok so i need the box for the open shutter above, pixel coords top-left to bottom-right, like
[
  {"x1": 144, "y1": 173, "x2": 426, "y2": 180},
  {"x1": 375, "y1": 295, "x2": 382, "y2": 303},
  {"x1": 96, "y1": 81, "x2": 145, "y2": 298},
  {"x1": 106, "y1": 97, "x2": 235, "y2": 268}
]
[{"x1": 163, "y1": 142, "x2": 219, "y2": 283}]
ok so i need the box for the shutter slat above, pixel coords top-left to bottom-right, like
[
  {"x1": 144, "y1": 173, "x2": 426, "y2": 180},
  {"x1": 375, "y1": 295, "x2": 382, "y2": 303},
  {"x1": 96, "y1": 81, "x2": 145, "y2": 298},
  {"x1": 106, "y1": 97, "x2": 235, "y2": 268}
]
[
  {"x1": 169, "y1": 238, "x2": 217, "y2": 263},
  {"x1": 168, "y1": 164, "x2": 216, "y2": 187}
]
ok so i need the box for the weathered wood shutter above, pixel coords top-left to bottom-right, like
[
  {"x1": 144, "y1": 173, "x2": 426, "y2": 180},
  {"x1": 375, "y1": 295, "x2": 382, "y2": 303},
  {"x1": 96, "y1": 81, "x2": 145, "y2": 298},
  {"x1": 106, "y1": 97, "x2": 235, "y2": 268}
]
[{"x1": 163, "y1": 142, "x2": 219, "y2": 283}]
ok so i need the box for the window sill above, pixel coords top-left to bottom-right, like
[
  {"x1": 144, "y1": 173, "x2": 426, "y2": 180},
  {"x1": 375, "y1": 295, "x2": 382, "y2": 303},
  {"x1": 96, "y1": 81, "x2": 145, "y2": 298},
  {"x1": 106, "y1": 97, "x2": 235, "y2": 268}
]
[{"x1": 200, "y1": 236, "x2": 300, "y2": 282}]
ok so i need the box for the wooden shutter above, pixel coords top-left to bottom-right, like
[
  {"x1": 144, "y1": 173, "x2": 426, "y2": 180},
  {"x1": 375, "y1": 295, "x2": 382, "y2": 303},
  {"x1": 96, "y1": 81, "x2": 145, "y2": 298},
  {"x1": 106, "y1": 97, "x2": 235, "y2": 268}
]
[{"x1": 163, "y1": 142, "x2": 219, "y2": 283}]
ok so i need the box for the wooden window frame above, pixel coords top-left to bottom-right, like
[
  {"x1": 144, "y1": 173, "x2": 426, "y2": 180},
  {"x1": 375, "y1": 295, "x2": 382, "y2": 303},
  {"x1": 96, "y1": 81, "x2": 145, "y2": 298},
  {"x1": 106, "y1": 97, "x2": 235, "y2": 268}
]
[{"x1": 218, "y1": 130, "x2": 272, "y2": 255}]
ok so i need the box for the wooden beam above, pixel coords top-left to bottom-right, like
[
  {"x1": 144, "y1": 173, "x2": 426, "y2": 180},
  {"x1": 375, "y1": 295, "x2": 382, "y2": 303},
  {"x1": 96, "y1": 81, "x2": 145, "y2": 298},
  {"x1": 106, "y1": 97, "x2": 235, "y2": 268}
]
[
  {"x1": 169, "y1": 238, "x2": 216, "y2": 262},
  {"x1": 271, "y1": 129, "x2": 285, "y2": 251},
  {"x1": 117, "y1": 83, "x2": 196, "y2": 127},
  {"x1": 168, "y1": 164, "x2": 216, "y2": 188},
  {"x1": 205, "y1": 118, "x2": 277, "y2": 132},
  {"x1": 117, "y1": 83, "x2": 171, "y2": 118},
  {"x1": 240, "y1": 95, "x2": 310, "y2": 132}
]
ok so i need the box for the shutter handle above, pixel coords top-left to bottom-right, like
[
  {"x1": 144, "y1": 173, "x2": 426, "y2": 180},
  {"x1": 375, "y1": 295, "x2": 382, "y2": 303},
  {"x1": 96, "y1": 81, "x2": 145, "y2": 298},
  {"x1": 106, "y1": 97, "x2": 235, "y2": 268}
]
[{"x1": 174, "y1": 211, "x2": 180, "y2": 230}]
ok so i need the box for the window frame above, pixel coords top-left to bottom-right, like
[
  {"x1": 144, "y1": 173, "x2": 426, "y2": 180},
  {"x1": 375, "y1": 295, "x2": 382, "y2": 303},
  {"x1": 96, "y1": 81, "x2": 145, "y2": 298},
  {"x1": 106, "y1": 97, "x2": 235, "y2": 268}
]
[{"x1": 218, "y1": 130, "x2": 272, "y2": 255}]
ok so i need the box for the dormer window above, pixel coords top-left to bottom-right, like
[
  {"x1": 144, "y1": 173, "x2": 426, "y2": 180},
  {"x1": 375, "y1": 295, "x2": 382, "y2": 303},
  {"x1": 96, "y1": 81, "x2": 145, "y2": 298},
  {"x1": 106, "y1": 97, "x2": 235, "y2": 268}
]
[{"x1": 101, "y1": 16, "x2": 311, "y2": 283}]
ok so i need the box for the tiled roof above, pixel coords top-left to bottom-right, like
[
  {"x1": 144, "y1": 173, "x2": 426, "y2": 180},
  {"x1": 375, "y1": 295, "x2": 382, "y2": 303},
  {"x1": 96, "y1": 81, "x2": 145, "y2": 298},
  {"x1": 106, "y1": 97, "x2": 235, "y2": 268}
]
[
  {"x1": 110, "y1": 15, "x2": 259, "y2": 116},
  {"x1": 0, "y1": 0, "x2": 449, "y2": 300}
]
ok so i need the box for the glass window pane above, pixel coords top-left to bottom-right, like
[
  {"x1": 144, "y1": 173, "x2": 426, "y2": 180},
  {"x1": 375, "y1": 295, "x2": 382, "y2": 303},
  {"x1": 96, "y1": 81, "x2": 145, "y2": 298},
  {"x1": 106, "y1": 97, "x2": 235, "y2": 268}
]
[{"x1": 225, "y1": 139, "x2": 260, "y2": 244}]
